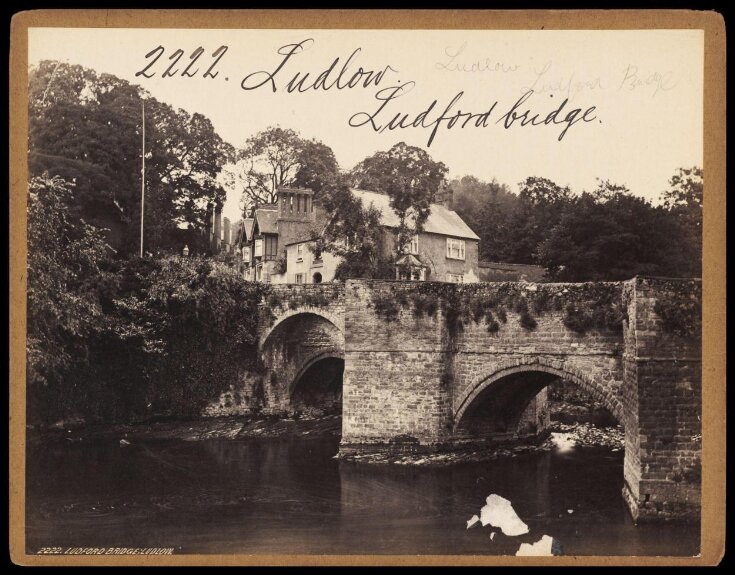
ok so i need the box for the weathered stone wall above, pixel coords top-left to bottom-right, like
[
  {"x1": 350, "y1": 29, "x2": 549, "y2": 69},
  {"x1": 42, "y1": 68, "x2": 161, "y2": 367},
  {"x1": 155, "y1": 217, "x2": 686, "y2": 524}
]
[
  {"x1": 342, "y1": 281, "x2": 452, "y2": 444},
  {"x1": 622, "y1": 277, "x2": 702, "y2": 522},
  {"x1": 340, "y1": 280, "x2": 625, "y2": 446}
]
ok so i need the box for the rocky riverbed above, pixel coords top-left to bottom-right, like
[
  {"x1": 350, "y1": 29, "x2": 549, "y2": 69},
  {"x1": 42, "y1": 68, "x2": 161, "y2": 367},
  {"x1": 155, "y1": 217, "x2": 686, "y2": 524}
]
[{"x1": 28, "y1": 415, "x2": 623, "y2": 467}]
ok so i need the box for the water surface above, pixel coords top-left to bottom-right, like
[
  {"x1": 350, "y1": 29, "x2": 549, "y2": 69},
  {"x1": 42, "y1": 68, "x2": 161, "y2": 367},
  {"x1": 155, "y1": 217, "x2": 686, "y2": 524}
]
[{"x1": 26, "y1": 435, "x2": 700, "y2": 556}]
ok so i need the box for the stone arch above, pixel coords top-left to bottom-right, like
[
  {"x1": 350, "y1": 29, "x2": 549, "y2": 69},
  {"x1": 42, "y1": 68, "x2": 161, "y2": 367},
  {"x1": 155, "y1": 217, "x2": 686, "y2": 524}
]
[
  {"x1": 289, "y1": 348, "x2": 345, "y2": 395},
  {"x1": 260, "y1": 307, "x2": 344, "y2": 348},
  {"x1": 259, "y1": 310, "x2": 345, "y2": 412},
  {"x1": 454, "y1": 357, "x2": 624, "y2": 431}
]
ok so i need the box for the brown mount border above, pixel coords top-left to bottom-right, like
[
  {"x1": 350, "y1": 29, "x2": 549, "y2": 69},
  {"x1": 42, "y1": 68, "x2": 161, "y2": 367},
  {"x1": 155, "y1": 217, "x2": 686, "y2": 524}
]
[{"x1": 8, "y1": 9, "x2": 726, "y2": 567}]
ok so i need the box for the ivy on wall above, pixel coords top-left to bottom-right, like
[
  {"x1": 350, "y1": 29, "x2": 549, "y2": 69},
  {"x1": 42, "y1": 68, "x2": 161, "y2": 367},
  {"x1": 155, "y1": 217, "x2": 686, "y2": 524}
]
[
  {"x1": 263, "y1": 285, "x2": 342, "y2": 324},
  {"x1": 653, "y1": 280, "x2": 702, "y2": 338},
  {"x1": 370, "y1": 281, "x2": 626, "y2": 335}
]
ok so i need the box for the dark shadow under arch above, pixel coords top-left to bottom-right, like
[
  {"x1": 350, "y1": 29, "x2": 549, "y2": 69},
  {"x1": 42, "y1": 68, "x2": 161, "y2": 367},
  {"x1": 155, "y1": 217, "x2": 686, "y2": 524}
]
[{"x1": 455, "y1": 364, "x2": 623, "y2": 437}]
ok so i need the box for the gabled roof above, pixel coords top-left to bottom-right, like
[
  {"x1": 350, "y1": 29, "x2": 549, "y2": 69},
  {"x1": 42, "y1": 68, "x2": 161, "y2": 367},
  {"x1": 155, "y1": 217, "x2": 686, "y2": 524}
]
[
  {"x1": 395, "y1": 253, "x2": 427, "y2": 268},
  {"x1": 350, "y1": 188, "x2": 480, "y2": 241},
  {"x1": 253, "y1": 207, "x2": 279, "y2": 235}
]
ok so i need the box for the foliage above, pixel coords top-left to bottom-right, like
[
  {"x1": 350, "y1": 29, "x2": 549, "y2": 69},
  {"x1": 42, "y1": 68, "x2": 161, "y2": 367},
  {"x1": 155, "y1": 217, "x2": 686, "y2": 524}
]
[
  {"x1": 220, "y1": 126, "x2": 339, "y2": 212},
  {"x1": 536, "y1": 177, "x2": 702, "y2": 281},
  {"x1": 312, "y1": 176, "x2": 394, "y2": 280},
  {"x1": 369, "y1": 281, "x2": 625, "y2": 336},
  {"x1": 27, "y1": 240, "x2": 268, "y2": 423},
  {"x1": 26, "y1": 175, "x2": 113, "y2": 421},
  {"x1": 449, "y1": 175, "x2": 519, "y2": 262},
  {"x1": 653, "y1": 280, "x2": 702, "y2": 338},
  {"x1": 350, "y1": 142, "x2": 448, "y2": 252},
  {"x1": 28, "y1": 60, "x2": 233, "y2": 255}
]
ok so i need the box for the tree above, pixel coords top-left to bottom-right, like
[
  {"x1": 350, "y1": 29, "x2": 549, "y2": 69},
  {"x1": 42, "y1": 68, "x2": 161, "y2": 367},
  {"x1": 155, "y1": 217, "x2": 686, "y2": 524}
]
[
  {"x1": 28, "y1": 60, "x2": 233, "y2": 255},
  {"x1": 292, "y1": 138, "x2": 339, "y2": 193},
  {"x1": 449, "y1": 175, "x2": 519, "y2": 262},
  {"x1": 536, "y1": 179, "x2": 699, "y2": 281},
  {"x1": 26, "y1": 175, "x2": 112, "y2": 421},
  {"x1": 660, "y1": 167, "x2": 703, "y2": 275},
  {"x1": 510, "y1": 177, "x2": 573, "y2": 263},
  {"x1": 220, "y1": 127, "x2": 339, "y2": 214},
  {"x1": 350, "y1": 142, "x2": 448, "y2": 253},
  {"x1": 310, "y1": 177, "x2": 392, "y2": 279}
]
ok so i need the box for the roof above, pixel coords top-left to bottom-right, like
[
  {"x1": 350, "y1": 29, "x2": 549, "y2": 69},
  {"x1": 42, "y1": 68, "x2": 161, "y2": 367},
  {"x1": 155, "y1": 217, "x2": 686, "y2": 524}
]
[
  {"x1": 283, "y1": 206, "x2": 331, "y2": 247},
  {"x1": 395, "y1": 253, "x2": 427, "y2": 268},
  {"x1": 350, "y1": 188, "x2": 480, "y2": 241},
  {"x1": 253, "y1": 208, "x2": 278, "y2": 235}
]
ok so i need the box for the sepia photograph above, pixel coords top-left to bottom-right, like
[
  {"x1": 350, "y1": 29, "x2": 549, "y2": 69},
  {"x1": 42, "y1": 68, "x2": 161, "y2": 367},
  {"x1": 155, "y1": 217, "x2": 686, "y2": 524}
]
[{"x1": 9, "y1": 9, "x2": 726, "y2": 566}]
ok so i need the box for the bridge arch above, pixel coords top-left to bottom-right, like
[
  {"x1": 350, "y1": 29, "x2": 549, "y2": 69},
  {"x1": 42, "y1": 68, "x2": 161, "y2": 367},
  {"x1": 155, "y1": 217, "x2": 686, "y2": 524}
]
[
  {"x1": 260, "y1": 309, "x2": 345, "y2": 412},
  {"x1": 260, "y1": 306, "x2": 344, "y2": 349},
  {"x1": 454, "y1": 357, "x2": 624, "y2": 433}
]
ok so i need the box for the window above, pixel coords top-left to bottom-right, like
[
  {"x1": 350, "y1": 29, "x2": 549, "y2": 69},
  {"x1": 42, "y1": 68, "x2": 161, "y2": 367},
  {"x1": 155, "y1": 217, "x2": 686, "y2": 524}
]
[
  {"x1": 397, "y1": 266, "x2": 425, "y2": 281},
  {"x1": 446, "y1": 238, "x2": 465, "y2": 260},
  {"x1": 446, "y1": 273, "x2": 464, "y2": 283},
  {"x1": 402, "y1": 234, "x2": 419, "y2": 255},
  {"x1": 296, "y1": 243, "x2": 304, "y2": 262},
  {"x1": 294, "y1": 273, "x2": 304, "y2": 284},
  {"x1": 242, "y1": 246, "x2": 251, "y2": 263},
  {"x1": 254, "y1": 238, "x2": 263, "y2": 257}
]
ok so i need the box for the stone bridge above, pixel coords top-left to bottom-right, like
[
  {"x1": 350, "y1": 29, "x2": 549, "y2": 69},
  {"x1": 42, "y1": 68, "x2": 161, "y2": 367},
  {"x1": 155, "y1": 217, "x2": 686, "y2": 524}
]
[{"x1": 256, "y1": 277, "x2": 701, "y2": 523}]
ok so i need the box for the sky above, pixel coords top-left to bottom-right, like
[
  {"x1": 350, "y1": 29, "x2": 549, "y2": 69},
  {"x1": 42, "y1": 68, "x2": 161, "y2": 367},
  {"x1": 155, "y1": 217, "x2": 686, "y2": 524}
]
[{"x1": 28, "y1": 28, "x2": 704, "y2": 223}]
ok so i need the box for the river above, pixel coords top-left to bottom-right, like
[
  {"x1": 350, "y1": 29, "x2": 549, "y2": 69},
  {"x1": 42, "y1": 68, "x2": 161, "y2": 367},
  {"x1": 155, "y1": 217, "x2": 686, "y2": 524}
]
[{"x1": 26, "y1": 432, "x2": 699, "y2": 556}]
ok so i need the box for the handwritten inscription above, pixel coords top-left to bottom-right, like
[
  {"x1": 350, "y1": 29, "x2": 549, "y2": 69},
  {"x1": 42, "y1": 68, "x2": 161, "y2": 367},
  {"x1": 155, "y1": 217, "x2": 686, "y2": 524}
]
[
  {"x1": 136, "y1": 46, "x2": 228, "y2": 79},
  {"x1": 134, "y1": 39, "x2": 600, "y2": 146},
  {"x1": 619, "y1": 64, "x2": 676, "y2": 97},
  {"x1": 240, "y1": 39, "x2": 398, "y2": 93},
  {"x1": 435, "y1": 42, "x2": 520, "y2": 73},
  {"x1": 522, "y1": 61, "x2": 604, "y2": 100}
]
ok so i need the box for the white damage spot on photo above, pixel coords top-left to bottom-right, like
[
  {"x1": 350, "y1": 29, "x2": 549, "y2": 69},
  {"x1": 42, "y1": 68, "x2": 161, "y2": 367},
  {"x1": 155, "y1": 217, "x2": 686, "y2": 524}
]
[
  {"x1": 479, "y1": 494, "x2": 529, "y2": 536},
  {"x1": 466, "y1": 515, "x2": 481, "y2": 529},
  {"x1": 515, "y1": 534, "x2": 562, "y2": 556}
]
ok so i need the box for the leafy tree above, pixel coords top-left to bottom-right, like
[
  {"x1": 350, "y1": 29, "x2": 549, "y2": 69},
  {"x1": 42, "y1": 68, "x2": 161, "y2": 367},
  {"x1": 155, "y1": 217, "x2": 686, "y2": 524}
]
[
  {"x1": 450, "y1": 175, "x2": 520, "y2": 262},
  {"x1": 660, "y1": 167, "x2": 703, "y2": 275},
  {"x1": 26, "y1": 175, "x2": 112, "y2": 421},
  {"x1": 510, "y1": 176, "x2": 574, "y2": 264},
  {"x1": 292, "y1": 138, "x2": 339, "y2": 194},
  {"x1": 536, "y1": 178, "x2": 700, "y2": 281},
  {"x1": 28, "y1": 60, "x2": 233, "y2": 255},
  {"x1": 220, "y1": 127, "x2": 339, "y2": 213},
  {"x1": 350, "y1": 142, "x2": 448, "y2": 253},
  {"x1": 310, "y1": 177, "x2": 392, "y2": 279}
]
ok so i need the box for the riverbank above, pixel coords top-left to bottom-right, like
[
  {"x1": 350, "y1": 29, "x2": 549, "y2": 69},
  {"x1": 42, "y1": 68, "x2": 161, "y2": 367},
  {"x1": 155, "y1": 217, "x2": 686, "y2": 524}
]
[
  {"x1": 335, "y1": 422, "x2": 624, "y2": 466},
  {"x1": 28, "y1": 415, "x2": 623, "y2": 467},
  {"x1": 26, "y1": 413, "x2": 342, "y2": 446}
]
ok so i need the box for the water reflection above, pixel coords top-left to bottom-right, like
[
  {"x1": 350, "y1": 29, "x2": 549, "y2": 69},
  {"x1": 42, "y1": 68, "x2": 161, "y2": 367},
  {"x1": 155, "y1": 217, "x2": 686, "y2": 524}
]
[{"x1": 26, "y1": 435, "x2": 699, "y2": 556}]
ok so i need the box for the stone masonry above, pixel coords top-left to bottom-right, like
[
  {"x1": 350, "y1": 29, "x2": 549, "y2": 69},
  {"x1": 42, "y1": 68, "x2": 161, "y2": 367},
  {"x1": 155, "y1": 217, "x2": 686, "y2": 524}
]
[{"x1": 256, "y1": 277, "x2": 702, "y2": 522}]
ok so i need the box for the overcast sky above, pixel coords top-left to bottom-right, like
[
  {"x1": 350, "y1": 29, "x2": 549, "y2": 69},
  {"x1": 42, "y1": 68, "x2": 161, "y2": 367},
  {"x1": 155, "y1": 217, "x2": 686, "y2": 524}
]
[{"x1": 29, "y1": 28, "x2": 703, "y2": 223}]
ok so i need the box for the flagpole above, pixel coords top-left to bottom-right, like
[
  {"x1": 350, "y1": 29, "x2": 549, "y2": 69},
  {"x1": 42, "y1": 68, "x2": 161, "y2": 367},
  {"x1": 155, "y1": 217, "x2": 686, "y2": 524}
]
[{"x1": 140, "y1": 99, "x2": 145, "y2": 258}]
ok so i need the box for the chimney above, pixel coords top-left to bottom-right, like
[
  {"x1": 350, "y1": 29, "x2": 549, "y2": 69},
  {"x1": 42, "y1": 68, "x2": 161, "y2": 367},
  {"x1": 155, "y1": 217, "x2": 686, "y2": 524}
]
[
  {"x1": 213, "y1": 205, "x2": 222, "y2": 251},
  {"x1": 435, "y1": 185, "x2": 454, "y2": 209},
  {"x1": 223, "y1": 217, "x2": 231, "y2": 250}
]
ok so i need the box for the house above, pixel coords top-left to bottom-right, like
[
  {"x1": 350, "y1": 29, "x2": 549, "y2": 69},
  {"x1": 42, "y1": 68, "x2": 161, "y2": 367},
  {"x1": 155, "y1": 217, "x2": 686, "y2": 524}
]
[
  {"x1": 240, "y1": 187, "x2": 480, "y2": 284},
  {"x1": 349, "y1": 188, "x2": 480, "y2": 283},
  {"x1": 238, "y1": 187, "x2": 329, "y2": 283}
]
